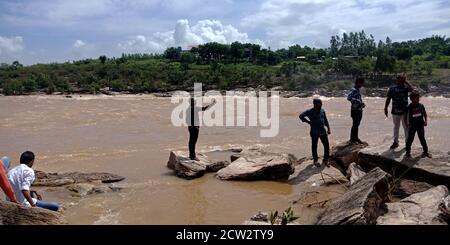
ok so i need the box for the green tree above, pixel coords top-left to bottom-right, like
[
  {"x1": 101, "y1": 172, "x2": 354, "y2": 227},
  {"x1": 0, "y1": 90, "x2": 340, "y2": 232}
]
[
  {"x1": 164, "y1": 47, "x2": 182, "y2": 61},
  {"x1": 99, "y1": 55, "x2": 107, "y2": 64}
]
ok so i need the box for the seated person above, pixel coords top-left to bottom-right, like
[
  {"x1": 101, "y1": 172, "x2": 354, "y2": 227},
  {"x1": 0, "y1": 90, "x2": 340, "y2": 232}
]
[
  {"x1": 0, "y1": 156, "x2": 17, "y2": 203},
  {"x1": 7, "y1": 151, "x2": 59, "y2": 211}
]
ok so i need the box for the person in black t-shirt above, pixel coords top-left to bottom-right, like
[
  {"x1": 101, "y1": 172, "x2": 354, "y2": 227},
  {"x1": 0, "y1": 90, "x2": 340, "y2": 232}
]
[
  {"x1": 405, "y1": 91, "x2": 429, "y2": 157},
  {"x1": 187, "y1": 98, "x2": 216, "y2": 160},
  {"x1": 385, "y1": 75, "x2": 414, "y2": 149}
]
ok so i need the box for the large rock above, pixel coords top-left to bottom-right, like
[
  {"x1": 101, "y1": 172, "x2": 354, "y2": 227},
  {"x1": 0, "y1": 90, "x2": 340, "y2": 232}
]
[
  {"x1": 34, "y1": 171, "x2": 125, "y2": 187},
  {"x1": 392, "y1": 179, "x2": 433, "y2": 199},
  {"x1": 167, "y1": 151, "x2": 211, "y2": 179},
  {"x1": 167, "y1": 151, "x2": 228, "y2": 180},
  {"x1": 289, "y1": 160, "x2": 348, "y2": 186},
  {"x1": 0, "y1": 200, "x2": 67, "y2": 225},
  {"x1": 217, "y1": 149, "x2": 296, "y2": 180},
  {"x1": 316, "y1": 167, "x2": 390, "y2": 225},
  {"x1": 377, "y1": 186, "x2": 449, "y2": 225},
  {"x1": 358, "y1": 144, "x2": 450, "y2": 189},
  {"x1": 346, "y1": 163, "x2": 366, "y2": 186},
  {"x1": 331, "y1": 141, "x2": 368, "y2": 171}
]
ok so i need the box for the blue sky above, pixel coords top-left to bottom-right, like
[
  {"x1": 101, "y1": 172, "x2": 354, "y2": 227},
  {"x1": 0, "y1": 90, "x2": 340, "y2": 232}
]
[{"x1": 0, "y1": 0, "x2": 449, "y2": 65}]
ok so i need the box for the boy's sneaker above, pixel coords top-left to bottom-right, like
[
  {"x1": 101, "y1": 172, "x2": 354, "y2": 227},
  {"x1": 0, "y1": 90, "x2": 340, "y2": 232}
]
[
  {"x1": 390, "y1": 142, "x2": 399, "y2": 149},
  {"x1": 323, "y1": 159, "x2": 331, "y2": 168}
]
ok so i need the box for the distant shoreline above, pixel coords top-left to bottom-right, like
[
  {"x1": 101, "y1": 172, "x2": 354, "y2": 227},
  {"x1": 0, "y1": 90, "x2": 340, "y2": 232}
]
[{"x1": 2, "y1": 86, "x2": 450, "y2": 99}]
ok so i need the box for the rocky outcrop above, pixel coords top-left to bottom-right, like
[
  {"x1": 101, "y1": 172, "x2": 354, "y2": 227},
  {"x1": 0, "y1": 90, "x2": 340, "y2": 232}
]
[
  {"x1": 216, "y1": 149, "x2": 296, "y2": 180},
  {"x1": 0, "y1": 200, "x2": 67, "y2": 225},
  {"x1": 441, "y1": 196, "x2": 450, "y2": 223},
  {"x1": 316, "y1": 168, "x2": 390, "y2": 225},
  {"x1": 66, "y1": 183, "x2": 122, "y2": 197},
  {"x1": 34, "y1": 171, "x2": 125, "y2": 187},
  {"x1": 167, "y1": 151, "x2": 211, "y2": 179},
  {"x1": 331, "y1": 141, "x2": 368, "y2": 171},
  {"x1": 346, "y1": 163, "x2": 366, "y2": 186},
  {"x1": 392, "y1": 179, "x2": 433, "y2": 199},
  {"x1": 289, "y1": 160, "x2": 348, "y2": 186},
  {"x1": 358, "y1": 145, "x2": 450, "y2": 189},
  {"x1": 377, "y1": 186, "x2": 449, "y2": 225},
  {"x1": 167, "y1": 151, "x2": 229, "y2": 180}
]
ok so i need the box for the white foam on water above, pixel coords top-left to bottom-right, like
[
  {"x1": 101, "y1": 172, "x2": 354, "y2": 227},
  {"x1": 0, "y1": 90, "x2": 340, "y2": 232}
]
[{"x1": 93, "y1": 209, "x2": 120, "y2": 225}]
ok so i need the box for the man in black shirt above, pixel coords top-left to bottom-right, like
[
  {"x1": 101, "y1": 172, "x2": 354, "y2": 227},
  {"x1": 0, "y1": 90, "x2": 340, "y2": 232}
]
[
  {"x1": 405, "y1": 91, "x2": 429, "y2": 157},
  {"x1": 187, "y1": 97, "x2": 216, "y2": 160},
  {"x1": 384, "y1": 75, "x2": 414, "y2": 149}
]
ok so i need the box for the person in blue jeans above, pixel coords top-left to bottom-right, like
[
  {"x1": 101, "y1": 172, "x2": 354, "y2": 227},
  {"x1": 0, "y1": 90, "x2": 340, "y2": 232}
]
[
  {"x1": 299, "y1": 98, "x2": 331, "y2": 167},
  {"x1": 347, "y1": 78, "x2": 366, "y2": 143},
  {"x1": 7, "y1": 151, "x2": 59, "y2": 212}
]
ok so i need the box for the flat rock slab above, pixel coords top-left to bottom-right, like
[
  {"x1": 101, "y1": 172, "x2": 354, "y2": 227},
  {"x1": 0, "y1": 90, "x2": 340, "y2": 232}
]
[
  {"x1": 0, "y1": 201, "x2": 67, "y2": 225},
  {"x1": 377, "y1": 186, "x2": 449, "y2": 225},
  {"x1": 34, "y1": 171, "x2": 125, "y2": 187},
  {"x1": 331, "y1": 141, "x2": 368, "y2": 171},
  {"x1": 358, "y1": 144, "x2": 450, "y2": 189},
  {"x1": 316, "y1": 167, "x2": 390, "y2": 225},
  {"x1": 289, "y1": 160, "x2": 348, "y2": 186},
  {"x1": 216, "y1": 149, "x2": 296, "y2": 181}
]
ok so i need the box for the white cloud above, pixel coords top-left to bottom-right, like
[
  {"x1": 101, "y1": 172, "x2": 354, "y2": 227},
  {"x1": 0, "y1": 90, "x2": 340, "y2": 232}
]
[
  {"x1": 73, "y1": 40, "x2": 86, "y2": 48},
  {"x1": 242, "y1": 0, "x2": 450, "y2": 49},
  {"x1": 0, "y1": 36, "x2": 24, "y2": 56},
  {"x1": 118, "y1": 19, "x2": 265, "y2": 54},
  {"x1": 70, "y1": 40, "x2": 96, "y2": 59}
]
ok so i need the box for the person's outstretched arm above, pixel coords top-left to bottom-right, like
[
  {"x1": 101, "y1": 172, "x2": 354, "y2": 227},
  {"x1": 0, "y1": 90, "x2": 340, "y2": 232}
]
[
  {"x1": 404, "y1": 77, "x2": 414, "y2": 92},
  {"x1": 202, "y1": 99, "x2": 216, "y2": 111}
]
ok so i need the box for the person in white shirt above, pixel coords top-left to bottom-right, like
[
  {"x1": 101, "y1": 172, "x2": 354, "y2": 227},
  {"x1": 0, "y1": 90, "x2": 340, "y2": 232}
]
[{"x1": 7, "y1": 151, "x2": 59, "y2": 211}]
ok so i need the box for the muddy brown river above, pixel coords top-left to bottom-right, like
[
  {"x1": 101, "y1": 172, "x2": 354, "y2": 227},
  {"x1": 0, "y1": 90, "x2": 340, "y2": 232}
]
[{"x1": 1, "y1": 95, "x2": 449, "y2": 224}]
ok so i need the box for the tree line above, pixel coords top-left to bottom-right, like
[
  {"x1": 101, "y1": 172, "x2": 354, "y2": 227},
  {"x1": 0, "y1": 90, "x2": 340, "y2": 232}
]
[{"x1": 1, "y1": 31, "x2": 449, "y2": 95}]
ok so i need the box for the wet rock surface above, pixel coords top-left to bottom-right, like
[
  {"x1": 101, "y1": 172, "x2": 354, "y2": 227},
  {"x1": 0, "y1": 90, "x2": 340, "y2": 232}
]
[
  {"x1": 0, "y1": 200, "x2": 67, "y2": 225},
  {"x1": 217, "y1": 149, "x2": 296, "y2": 181}
]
